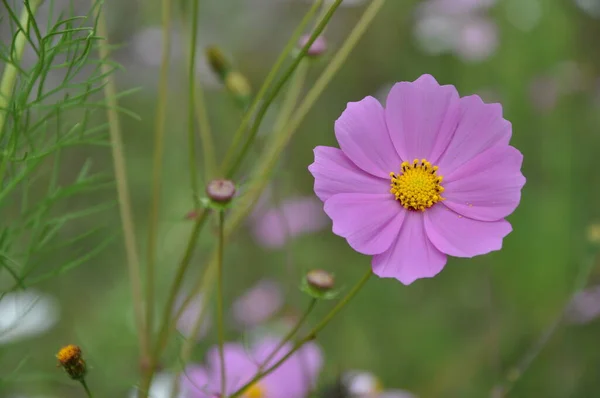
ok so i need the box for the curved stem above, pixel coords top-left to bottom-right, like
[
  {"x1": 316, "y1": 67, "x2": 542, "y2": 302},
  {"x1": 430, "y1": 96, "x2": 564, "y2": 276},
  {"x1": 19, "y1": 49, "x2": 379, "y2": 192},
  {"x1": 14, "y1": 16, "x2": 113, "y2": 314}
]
[
  {"x1": 229, "y1": 269, "x2": 372, "y2": 398},
  {"x1": 79, "y1": 379, "x2": 93, "y2": 398},
  {"x1": 217, "y1": 209, "x2": 227, "y2": 395},
  {"x1": 260, "y1": 298, "x2": 317, "y2": 371},
  {"x1": 95, "y1": 0, "x2": 148, "y2": 365},
  {"x1": 225, "y1": 0, "x2": 342, "y2": 179}
]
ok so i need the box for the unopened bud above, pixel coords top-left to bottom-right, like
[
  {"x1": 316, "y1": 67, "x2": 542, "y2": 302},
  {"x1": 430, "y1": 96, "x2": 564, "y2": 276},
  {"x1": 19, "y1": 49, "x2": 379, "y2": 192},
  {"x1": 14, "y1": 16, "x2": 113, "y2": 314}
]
[
  {"x1": 306, "y1": 269, "x2": 335, "y2": 292},
  {"x1": 205, "y1": 45, "x2": 230, "y2": 78},
  {"x1": 225, "y1": 71, "x2": 252, "y2": 99},
  {"x1": 206, "y1": 179, "x2": 236, "y2": 204},
  {"x1": 56, "y1": 344, "x2": 87, "y2": 380},
  {"x1": 298, "y1": 34, "x2": 327, "y2": 57},
  {"x1": 587, "y1": 223, "x2": 600, "y2": 245}
]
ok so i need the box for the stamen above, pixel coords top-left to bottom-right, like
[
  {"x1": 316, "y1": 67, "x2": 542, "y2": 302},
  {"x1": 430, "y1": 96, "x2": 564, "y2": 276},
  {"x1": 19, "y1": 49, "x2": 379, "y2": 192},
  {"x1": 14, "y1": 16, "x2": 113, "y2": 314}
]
[{"x1": 389, "y1": 159, "x2": 445, "y2": 211}]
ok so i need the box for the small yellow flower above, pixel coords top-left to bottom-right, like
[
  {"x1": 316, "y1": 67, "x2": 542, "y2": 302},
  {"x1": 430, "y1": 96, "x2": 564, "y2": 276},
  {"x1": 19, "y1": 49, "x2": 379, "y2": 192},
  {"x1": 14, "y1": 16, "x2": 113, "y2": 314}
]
[{"x1": 56, "y1": 344, "x2": 87, "y2": 380}]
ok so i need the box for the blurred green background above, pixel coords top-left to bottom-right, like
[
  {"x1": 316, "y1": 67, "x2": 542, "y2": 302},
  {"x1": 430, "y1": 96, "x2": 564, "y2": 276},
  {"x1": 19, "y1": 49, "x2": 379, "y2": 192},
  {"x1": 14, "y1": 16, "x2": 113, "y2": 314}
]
[{"x1": 3, "y1": 0, "x2": 600, "y2": 397}]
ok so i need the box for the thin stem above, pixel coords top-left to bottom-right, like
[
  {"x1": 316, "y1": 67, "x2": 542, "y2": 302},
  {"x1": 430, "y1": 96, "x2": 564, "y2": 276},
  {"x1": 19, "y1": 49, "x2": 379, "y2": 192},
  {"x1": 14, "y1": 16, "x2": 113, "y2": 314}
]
[
  {"x1": 182, "y1": 0, "x2": 216, "y2": 182},
  {"x1": 260, "y1": 298, "x2": 317, "y2": 370},
  {"x1": 225, "y1": 0, "x2": 343, "y2": 179},
  {"x1": 79, "y1": 379, "x2": 93, "y2": 398},
  {"x1": 229, "y1": 269, "x2": 373, "y2": 398},
  {"x1": 173, "y1": 0, "x2": 386, "y2": 363},
  {"x1": 138, "y1": 210, "x2": 210, "y2": 397},
  {"x1": 490, "y1": 251, "x2": 600, "y2": 397},
  {"x1": 186, "y1": 0, "x2": 200, "y2": 203},
  {"x1": 219, "y1": 0, "x2": 323, "y2": 175},
  {"x1": 0, "y1": 0, "x2": 43, "y2": 184},
  {"x1": 95, "y1": 1, "x2": 148, "y2": 363},
  {"x1": 145, "y1": 0, "x2": 173, "y2": 352},
  {"x1": 217, "y1": 210, "x2": 226, "y2": 395},
  {"x1": 271, "y1": 61, "x2": 308, "y2": 135},
  {"x1": 249, "y1": 0, "x2": 387, "y2": 195}
]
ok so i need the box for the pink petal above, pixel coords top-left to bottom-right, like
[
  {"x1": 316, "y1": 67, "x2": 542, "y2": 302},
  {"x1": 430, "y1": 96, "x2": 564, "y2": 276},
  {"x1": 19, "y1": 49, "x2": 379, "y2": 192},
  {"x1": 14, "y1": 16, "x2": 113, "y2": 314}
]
[
  {"x1": 181, "y1": 365, "x2": 211, "y2": 397},
  {"x1": 372, "y1": 211, "x2": 447, "y2": 284},
  {"x1": 437, "y1": 94, "x2": 511, "y2": 173},
  {"x1": 231, "y1": 279, "x2": 283, "y2": 328},
  {"x1": 324, "y1": 193, "x2": 405, "y2": 255},
  {"x1": 308, "y1": 146, "x2": 389, "y2": 202},
  {"x1": 443, "y1": 144, "x2": 525, "y2": 221},
  {"x1": 335, "y1": 96, "x2": 402, "y2": 178},
  {"x1": 424, "y1": 204, "x2": 512, "y2": 257},
  {"x1": 384, "y1": 74, "x2": 460, "y2": 164}
]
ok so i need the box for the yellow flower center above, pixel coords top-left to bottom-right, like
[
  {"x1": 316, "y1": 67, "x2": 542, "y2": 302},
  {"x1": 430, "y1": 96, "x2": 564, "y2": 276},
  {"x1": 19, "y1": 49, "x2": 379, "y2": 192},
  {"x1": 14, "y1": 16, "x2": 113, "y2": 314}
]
[
  {"x1": 390, "y1": 159, "x2": 445, "y2": 211},
  {"x1": 243, "y1": 382, "x2": 265, "y2": 398},
  {"x1": 56, "y1": 344, "x2": 81, "y2": 364}
]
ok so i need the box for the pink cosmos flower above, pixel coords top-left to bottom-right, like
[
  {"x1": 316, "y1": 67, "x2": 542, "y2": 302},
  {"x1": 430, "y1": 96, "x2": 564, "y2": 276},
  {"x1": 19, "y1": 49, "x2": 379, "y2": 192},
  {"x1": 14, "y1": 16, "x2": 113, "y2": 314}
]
[
  {"x1": 308, "y1": 74, "x2": 525, "y2": 284},
  {"x1": 181, "y1": 337, "x2": 322, "y2": 397}
]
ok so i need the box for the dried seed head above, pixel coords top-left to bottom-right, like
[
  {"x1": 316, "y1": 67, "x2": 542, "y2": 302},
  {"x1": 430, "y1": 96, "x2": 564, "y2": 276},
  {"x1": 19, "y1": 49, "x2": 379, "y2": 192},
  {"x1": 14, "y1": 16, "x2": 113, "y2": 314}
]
[{"x1": 56, "y1": 344, "x2": 87, "y2": 380}]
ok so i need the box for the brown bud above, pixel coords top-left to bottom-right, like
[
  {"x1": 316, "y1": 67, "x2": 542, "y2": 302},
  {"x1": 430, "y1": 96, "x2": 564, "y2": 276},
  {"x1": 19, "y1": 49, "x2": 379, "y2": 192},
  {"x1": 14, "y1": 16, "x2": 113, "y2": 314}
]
[
  {"x1": 306, "y1": 269, "x2": 335, "y2": 292},
  {"x1": 205, "y1": 45, "x2": 230, "y2": 77},
  {"x1": 206, "y1": 179, "x2": 236, "y2": 203}
]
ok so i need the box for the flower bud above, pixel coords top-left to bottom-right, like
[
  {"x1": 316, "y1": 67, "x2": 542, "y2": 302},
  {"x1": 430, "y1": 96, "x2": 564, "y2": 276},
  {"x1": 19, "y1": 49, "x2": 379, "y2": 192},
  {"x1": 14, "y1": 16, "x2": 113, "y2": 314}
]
[
  {"x1": 587, "y1": 223, "x2": 600, "y2": 245},
  {"x1": 56, "y1": 344, "x2": 87, "y2": 380},
  {"x1": 298, "y1": 34, "x2": 327, "y2": 57},
  {"x1": 306, "y1": 269, "x2": 335, "y2": 292},
  {"x1": 225, "y1": 71, "x2": 252, "y2": 100},
  {"x1": 205, "y1": 45, "x2": 230, "y2": 78},
  {"x1": 206, "y1": 179, "x2": 236, "y2": 204}
]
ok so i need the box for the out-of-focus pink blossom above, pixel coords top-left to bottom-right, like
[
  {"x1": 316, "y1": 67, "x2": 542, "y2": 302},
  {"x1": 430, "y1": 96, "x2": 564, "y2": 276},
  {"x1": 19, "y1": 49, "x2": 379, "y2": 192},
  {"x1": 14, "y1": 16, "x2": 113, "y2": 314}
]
[
  {"x1": 455, "y1": 18, "x2": 498, "y2": 62},
  {"x1": 176, "y1": 293, "x2": 211, "y2": 341},
  {"x1": 250, "y1": 190, "x2": 329, "y2": 249},
  {"x1": 566, "y1": 285, "x2": 600, "y2": 324},
  {"x1": 231, "y1": 279, "x2": 284, "y2": 328}
]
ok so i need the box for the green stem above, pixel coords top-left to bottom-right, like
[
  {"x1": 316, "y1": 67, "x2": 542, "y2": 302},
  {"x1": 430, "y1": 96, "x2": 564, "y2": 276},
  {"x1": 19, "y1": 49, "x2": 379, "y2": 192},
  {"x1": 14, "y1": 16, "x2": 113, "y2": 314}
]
[
  {"x1": 0, "y1": 0, "x2": 43, "y2": 185},
  {"x1": 79, "y1": 378, "x2": 93, "y2": 398},
  {"x1": 260, "y1": 298, "x2": 317, "y2": 370},
  {"x1": 95, "y1": 0, "x2": 148, "y2": 365},
  {"x1": 145, "y1": 0, "x2": 173, "y2": 358},
  {"x1": 217, "y1": 209, "x2": 227, "y2": 395},
  {"x1": 186, "y1": 0, "x2": 200, "y2": 203},
  {"x1": 491, "y1": 251, "x2": 600, "y2": 397},
  {"x1": 248, "y1": 0, "x2": 387, "y2": 198},
  {"x1": 139, "y1": 209, "x2": 209, "y2": 397},
  {"x1": 182, "y1": 0, "x2": 216, "y2": 182},
  {"x1": 229, "y1": 269, "x2": 372, "y2": 398},
  {"x1": 171, "y1": 0, "x2": 386, "y2": 357},
  {"x1": 225, "y1": 0, "x2": 343, "y2": 179},
  {"x1": 219, "y1": 0, "x2": 323, "y2": 175}
]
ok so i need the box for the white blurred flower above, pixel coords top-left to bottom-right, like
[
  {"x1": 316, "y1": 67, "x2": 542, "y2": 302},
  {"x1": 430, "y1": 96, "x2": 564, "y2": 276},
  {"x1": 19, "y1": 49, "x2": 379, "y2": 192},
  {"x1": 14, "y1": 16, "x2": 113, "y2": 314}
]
[
  {"x1": 121, "y1": 26, "x2": 220, "y2": 90},
  {"x1": 232, "y1": 279, "x2": 284, "y2": 328},
  {"x1": 574, "y1": 0, "x2": 600, "y2": 18},
  {"x1": 342, "y1": 370, "x2": 417, "y2": 398},
  {"x1": 413, "y1": 0, "x2": 499, "y2": 62},
  {"x1": 0, "y1": 290, "x2": 59, "y2": 344},
  {"x1": 129, "y1": 372, "x2": 183, "y2": 398}
]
